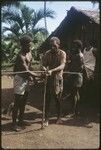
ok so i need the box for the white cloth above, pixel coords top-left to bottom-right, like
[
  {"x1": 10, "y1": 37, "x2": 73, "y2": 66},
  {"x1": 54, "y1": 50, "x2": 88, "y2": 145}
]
[
  {"x1": 14, "y1": 75, "x2": 28, "y2": 95},
  {"x1": 83, "y1": 47, "x2": 96, "y2": 71}
]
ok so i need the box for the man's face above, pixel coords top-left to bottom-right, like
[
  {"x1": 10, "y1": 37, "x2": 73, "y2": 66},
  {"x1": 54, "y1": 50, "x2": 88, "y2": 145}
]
[
  {"x1": 73, "y1": 43, "x2": 78, "y2": 49},
  {"x1": 50, "y1": 40, "x2": 59, "y2": 52},
  {"x1": 72, "y1": 43, "x2": 79, "y2": 54},
  {"x1": 23, "y1": 42, "x2": 32, "y2": 53}
]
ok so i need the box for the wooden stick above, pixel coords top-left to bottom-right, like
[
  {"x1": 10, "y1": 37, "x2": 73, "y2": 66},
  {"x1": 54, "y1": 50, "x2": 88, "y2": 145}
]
[
  {"x1": 41, "y1": 76, "x2": 47, "y2": 129},
  {"x1": 1, "y1": 70, "x2": 83, "y2": 75}
]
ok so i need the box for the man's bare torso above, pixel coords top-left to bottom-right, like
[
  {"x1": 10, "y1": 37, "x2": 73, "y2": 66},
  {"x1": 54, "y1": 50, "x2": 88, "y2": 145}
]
[{"x1": 14, "y1": 51, "x2": 32, "y2": 78}]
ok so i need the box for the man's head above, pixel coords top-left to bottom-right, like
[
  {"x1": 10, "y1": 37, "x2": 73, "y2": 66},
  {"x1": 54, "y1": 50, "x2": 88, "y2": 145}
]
[
  {"x1": 72, "y1": 40, "x2": 83, "y2": 54},
  {"x1": 50, "y1": 37, "x2": 60, "y2": 52},
  {"x1": 89, "y1": 40, "x2": 97, "y2": 48},
  {"x1": 20, "y1": 35, "x2": 33, "y2": 53}
]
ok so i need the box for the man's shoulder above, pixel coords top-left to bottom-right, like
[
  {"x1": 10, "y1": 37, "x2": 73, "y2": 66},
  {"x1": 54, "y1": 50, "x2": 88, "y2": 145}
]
[
  {"x1": 79, "y1": 52, "x2": 84, "y2": 58},
  {"x1": 45, "y1": 50, "x2": 51, "y2": 55},
  {"x1": 17, "y1": 52, "x2": 26, "y2": 61},
  {"x1": 59, "y1": 49, "x2": 66, "y2": 55}
]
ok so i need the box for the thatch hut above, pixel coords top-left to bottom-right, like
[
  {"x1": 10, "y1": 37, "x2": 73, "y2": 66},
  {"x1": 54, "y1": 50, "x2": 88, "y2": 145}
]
[{"x1": 39, "y1": 6, "x2": 100, "y2": 53}]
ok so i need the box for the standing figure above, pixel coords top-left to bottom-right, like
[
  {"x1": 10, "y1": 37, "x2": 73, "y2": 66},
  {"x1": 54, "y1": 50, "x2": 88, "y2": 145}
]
[
  {"x1": 67, "y1": 40, "x2": 84, "y2": 116},
  {"x1": 82, "y1": 40, "x2": 97, "y2": 107},
  {"x1": 83, "y1": 40, "x2": 96, "y2": 81},
  {"x1": 42, "y1": 37, "x2": 66, "y2": 126},
  {"x1": 12, "y1": 35, "x2": 39, "y2": 131}
]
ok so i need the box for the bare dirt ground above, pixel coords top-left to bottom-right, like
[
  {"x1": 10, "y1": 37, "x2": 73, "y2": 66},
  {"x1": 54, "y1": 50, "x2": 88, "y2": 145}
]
[{"x1": 1, "y1": 76, "x2": 100, "y2": 149}]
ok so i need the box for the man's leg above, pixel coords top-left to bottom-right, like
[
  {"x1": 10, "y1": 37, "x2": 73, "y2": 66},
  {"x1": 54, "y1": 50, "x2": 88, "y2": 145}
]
[
  {"x1": 70, "y1": 88, "x2": 80, "y2": 116},
  {"x1": 12, "y1": 94, "x2": 22, "y2": 131},
  {"x1": 74, "y1": 88, "x2": 80, "y2": 116},
  {"x1": 54, "y1": 92, "x2": 63, "y2": 123},
  {"x1": 69, "y1": 88, "x2": 76, "y2": 114},
  {"x1": 12, "y1": 94, "x2": 21, "y2": 124},
  {"x1": 45, "y1": 90, "x2": 51, "y2": 122},
  {"x1": 18, "y1": 91, "x2": 28, "y2": 124}
]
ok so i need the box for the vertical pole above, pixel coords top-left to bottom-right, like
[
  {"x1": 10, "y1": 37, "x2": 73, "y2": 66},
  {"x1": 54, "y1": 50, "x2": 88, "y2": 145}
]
[
  {"x1": 41, "y1": 76, "x2": 47, "y2": 129},
  {"x1": 44, "y1": 1, "x2": 47, "y2": 38}
]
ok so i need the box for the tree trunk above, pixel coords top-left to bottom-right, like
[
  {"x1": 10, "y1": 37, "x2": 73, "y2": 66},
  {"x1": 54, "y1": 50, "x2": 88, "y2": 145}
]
[{"x1": 44, "y1": 1, "x2": 47, "y2": 38}]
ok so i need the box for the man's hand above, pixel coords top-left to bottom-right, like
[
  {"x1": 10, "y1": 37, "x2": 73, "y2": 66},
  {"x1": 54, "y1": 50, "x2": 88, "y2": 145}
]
[
  {"x1": 41, "y1": 66, "x2": 47, "y2": 71},
  {"x1": 47, "y1": 70, "x2": 52, "y2": 76},
  {"x1": 29, "y1": 76, "x2": 34, "y2": 81}
]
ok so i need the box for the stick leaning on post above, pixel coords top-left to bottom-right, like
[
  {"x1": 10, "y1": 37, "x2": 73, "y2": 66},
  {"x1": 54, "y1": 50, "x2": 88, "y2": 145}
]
[{"x1": 41, "y1": 75, "x2": 47, "y2": 129}]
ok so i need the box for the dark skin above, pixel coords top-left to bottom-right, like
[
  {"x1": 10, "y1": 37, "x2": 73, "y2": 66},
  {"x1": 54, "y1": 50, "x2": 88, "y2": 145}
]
[
  {"x1": 12, "y1": 41, "x2": 40, "y2": 127},
  {"x1": 68, "y1": 43, "x2": 84, "y2": 116},
  {"x1": 14, "y1": 42, "x2": 38, "y2": 79}
]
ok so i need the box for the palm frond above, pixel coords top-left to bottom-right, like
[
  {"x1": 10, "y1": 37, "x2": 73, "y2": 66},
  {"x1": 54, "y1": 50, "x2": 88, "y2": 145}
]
[
  {"x1": 2, "y1": 10, "x2": 24, "y2": 32},
  {"x1": 32, "y1": 27, "x2": 48, "y2": 35},
  {"x1": 20, "y1": 4, "x2": 35, "y2": 32},
  {"x1": 3, "y1": 23, "x2": 20, "y2": 37},
  {"x1": 32, "y1": 8, "x2": 55, "y2": 28},
  {"x1": 1, "y1": 1, "x2": 21, "y2": 8}
]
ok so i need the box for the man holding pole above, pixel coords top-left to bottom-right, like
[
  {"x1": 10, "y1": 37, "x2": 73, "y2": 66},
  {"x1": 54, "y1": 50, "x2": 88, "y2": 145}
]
[
  {"x1": 12, "y1": 35, "x2": 40, "y2": 131},
  {"x1": 42, "y1": 37, "x2": 66, "y2": 126}
]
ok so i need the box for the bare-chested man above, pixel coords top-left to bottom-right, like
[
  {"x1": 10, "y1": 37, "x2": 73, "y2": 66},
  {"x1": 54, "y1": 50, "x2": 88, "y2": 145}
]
[
  {"x1": 67, "y1": 40, "x2": 84, "y2": 117},
  {"x1": 12, "y1": 35, "x2": 39, "y2": 131},
  {"x1": 42, "y1": 37, "x2": 66, "y2": 126}
]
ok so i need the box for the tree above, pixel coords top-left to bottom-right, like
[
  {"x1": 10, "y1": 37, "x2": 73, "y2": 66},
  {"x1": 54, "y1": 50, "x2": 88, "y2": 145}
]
[
  {"x1": 2, "y1": 3, "x2": 55, "y2": 36},
  {"x1": 1, "y1": 2, "x2": 56, "y2": 64},
  {"x1": 2, "y1": 34, "x2": 21, "y2": 64},
  {"x1": 1, "y1": 1, "x2": 20, "y2": 7},
  {"x1": 44, "y1": 1, "x2": 48, "y2": 38}
]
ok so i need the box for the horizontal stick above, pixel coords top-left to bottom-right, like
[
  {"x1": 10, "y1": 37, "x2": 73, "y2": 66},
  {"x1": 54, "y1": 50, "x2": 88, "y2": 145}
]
[{"x1": 1, "y1": 70, "x2": 83, "y2": 75}]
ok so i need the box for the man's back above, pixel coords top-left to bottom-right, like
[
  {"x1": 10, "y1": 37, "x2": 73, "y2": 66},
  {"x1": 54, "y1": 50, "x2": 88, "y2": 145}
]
[
  {"x1": 83, "y1": 47, "x2": 96, "y2": 71},
  {"x1": 69, "y1": 52, "x2": 84, "y2": 72}
]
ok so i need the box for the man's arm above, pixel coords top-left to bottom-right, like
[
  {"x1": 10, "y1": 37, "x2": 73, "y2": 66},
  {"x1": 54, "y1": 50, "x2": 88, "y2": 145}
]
[
  {"x1": 48, "y1": 51, "x2": 66, "y2": 75},
  {"x1": 78, "y1": 54, "x2": 84, "y2": 72},
  {"x1": 92, "y1": 48, "x2": 97, "y2": 58},
  {"x1": 41, "y1": 52, "x2": 49, "y2": 71},
  {"x1": 20, "y1": 54, "x2": 38, "y2": 77}
]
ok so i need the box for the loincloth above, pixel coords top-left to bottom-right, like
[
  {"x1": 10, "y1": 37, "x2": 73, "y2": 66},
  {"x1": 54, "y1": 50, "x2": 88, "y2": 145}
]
[
  {"x1": 14, "y1": 75, "x2": 29, "y2": 95},
  {"x1": 66, "y1": 73, "x2": 83, "y2": 88},
  {"x1": 46, "y1": 75, "x2": 63, "y2": 95}
]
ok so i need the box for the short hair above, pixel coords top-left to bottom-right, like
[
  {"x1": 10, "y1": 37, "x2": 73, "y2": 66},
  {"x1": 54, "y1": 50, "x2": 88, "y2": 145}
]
[
  {"x1": 73, "y1": 40, "x2": 83, "y2": 49},
  {"x1": 50, "y1": 36, "x2": 60, "y2": 45},
  {"x1": 89, "y1": 40, "x2": 97, "y2": 47},
  {"x1": 20, "y1": 35, "x2": 33, "y2": 46}
]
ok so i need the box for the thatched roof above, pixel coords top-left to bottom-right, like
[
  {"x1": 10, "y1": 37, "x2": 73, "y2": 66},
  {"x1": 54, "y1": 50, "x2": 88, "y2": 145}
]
[
  {"x1": 77, "y1": 9, "x2": 100, "y2": 24},
  {"x1": 39, "y1": 7, "x2": 100, "y2": 53}
]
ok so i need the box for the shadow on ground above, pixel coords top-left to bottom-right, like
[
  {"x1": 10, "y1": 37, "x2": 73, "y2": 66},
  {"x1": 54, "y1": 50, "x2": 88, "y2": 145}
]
[
  {"x1": 1, "y1": 81, "x2": 100, "y2": 133},
  {"x1": 1, "y1": 111, "x2": 42, "y2": 132}
]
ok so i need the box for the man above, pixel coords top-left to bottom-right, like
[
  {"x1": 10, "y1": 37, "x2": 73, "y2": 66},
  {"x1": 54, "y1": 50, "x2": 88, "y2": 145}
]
[
  {"x1": 12, "y1": 35, "x2": 39, "y2": 131},
  {"x1": 42, "y1": 37, "x2": 66, "y2": 126},
  {"x1": 83, "y1": 40, "x2": 97, "y2": 80},
  {"x1": 67, "y1": 40, "x2": 84, "y2": 116},
  {"x1": 82, "y1": 40, "x2": 97, "y2": 109}
]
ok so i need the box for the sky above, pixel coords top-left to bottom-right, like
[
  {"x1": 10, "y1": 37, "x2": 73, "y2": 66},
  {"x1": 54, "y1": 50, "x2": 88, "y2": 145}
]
[{"x1": 23, "y1": 1, "x2": 99, "y2": 34}]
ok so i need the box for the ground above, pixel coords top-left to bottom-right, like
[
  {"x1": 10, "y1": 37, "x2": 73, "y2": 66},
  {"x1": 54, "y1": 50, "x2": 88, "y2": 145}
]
[{"x1": 1, "y1": 76, "x2": 100, "y2": 149}]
